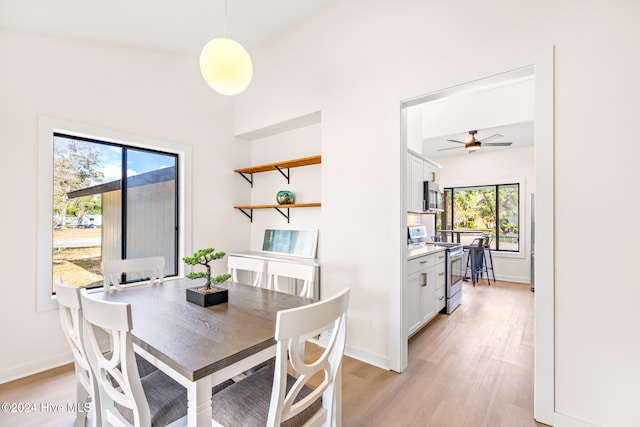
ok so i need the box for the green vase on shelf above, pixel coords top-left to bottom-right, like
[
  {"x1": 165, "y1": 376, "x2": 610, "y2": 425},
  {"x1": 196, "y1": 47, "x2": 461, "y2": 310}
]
[{"x1": 276, "y1": 191, "x2": 294, "y2": 205}]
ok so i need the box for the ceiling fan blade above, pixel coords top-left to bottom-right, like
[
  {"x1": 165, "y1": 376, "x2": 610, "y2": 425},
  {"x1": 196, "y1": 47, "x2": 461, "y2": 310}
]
[
  {"x1": 446, "y1": 139, "x2": 466, "y2": 144},
  {"x1": 437, "y1": 146, "x2": 464, "y2": 151},
  {"x1": 482, "y1": 142, "x2": 513, "y2": 146},
  {"x1": 477, "y1": 134, "x2": 503, "y2": 143}
]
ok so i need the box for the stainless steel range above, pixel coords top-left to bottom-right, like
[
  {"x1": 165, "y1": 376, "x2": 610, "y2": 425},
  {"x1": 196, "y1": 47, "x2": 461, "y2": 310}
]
[{"x1": 435, "y1": 242, "x2": 464, "y2": 314}]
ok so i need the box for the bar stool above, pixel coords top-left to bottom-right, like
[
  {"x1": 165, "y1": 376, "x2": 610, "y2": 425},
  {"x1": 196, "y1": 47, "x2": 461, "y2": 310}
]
[
  {"x1": 483, "y1": 234, "x2": 496, "y2": 283},
  {"x1": 464, "y1": 237, "x2": 490, "y2": 286}
]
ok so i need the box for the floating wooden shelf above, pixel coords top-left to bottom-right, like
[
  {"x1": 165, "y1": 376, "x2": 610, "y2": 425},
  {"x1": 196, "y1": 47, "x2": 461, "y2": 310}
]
[
  {"x1": 234, "y1": 155, "x2": 321, "y2": 187},
  {"x1": 234, "y1": 156, "x2": 321, "y2": 174},
  {"x1": 234, "y1": 203, "x2": 321, "y2": 223},
  {"x1": 234, "y1": 203, "x2": 321, "y2": 209},
  {"x1": 234, "y1": 155, "x2": 321, "y2": 221}
]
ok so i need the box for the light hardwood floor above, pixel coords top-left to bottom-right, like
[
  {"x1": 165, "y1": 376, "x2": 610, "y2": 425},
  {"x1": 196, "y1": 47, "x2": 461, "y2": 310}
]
[
  {"x1": 0, "y1": 280, "x2": 547, "y2": 426},
  {"x1": 334, "y1": 279, "x2": 548, "y2": 426}
]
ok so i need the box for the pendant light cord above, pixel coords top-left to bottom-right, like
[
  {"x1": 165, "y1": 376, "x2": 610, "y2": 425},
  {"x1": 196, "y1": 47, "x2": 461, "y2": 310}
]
[{"x1": 224, "y1": 0, "x2": 228, "y2": 37}]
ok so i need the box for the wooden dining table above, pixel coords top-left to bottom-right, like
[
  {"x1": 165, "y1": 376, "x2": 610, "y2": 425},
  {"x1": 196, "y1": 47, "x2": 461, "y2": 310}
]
[{"x1": 90, "y1": 278, "x2": 314, "y2": 427}]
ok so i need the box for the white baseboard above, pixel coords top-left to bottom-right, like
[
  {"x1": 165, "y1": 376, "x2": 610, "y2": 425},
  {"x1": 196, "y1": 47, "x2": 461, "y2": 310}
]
[
  {"x1": 494, "y1": 274, "x2": 530, "y2": 284},
  {"x1": 344, "y1": 345, "x2": 390, "y2": 370},
  {"x1": 0, "y1": 350, "x2": 73, "y2": 385},
  {"x1": 0, "y1": 337, "x2": 112, "y2": 385},
  {"x1": 553, "y1": 412, "x2": 603, "y2": 427},
  {"x1": 309, "y1": 337, "x2": 390, "y2": 371}
]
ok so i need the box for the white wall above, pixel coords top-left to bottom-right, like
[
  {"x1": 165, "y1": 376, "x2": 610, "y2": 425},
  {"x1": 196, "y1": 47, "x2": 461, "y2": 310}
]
[
  {"x1": 244, "y1": 123, "x2": 322, "y2": 252},
  {"x1": 405, "y1": 105, "x2": 423, "y2": 153},
  {"x1": 233, "y1": 1, "x2": 640, "y2": 426},
  {"x1": 0, "y1": 29, "x2": 250, "y2": 381},
  {"x1": 438, "y1": 146, "x2": 534, "y2": 283}
]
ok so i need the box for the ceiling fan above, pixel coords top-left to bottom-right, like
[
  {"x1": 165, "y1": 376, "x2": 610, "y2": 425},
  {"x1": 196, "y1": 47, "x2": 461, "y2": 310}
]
[{"x1": 438, "y1": 130, "x2": 512, "y2": 152}]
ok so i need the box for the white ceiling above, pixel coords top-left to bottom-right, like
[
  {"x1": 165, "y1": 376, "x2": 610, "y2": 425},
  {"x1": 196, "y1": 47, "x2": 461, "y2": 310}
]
[
  {"x1": 422, "y1": 121, "x2": 534, "y2": 159},
  {"x1": 414, "y1": 71, "x2": 536, "y2": 159},
  {"x1": 0, "y1": 0, "x2": 339, "y2": 54}
]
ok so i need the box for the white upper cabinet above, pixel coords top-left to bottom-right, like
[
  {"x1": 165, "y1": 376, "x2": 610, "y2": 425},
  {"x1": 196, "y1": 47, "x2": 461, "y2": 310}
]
[
  {"x1": 409, "y1": 154, "x2": 424, "y2": 212},
  {"x1": 423, "y1": 162, "x2": 435, "y2": 186},
  {"x1": 407, "y1": 150, "x2": 440, "y2": 213}
]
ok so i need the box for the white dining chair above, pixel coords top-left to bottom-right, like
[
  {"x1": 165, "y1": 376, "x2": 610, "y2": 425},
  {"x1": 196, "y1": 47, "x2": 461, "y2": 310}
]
[
  {"x1": 57, "y1": 279, "x2": 161, "y2": 426},
  {"x1": 211, "y1": 287, "x2": 350, "y2": 427},
  {"x1": 56, "y1": 278, "x2": 101, "y2": 427},
  {"x1": 102, "y1": 256, "x2": 165, "y2": 290},
  {"x1": 267, "y1": 261, "x2": 316, "y2": 299},
  {"x1": 80, "y1": 290, "x2": 188, "y2": 427},
  {"x1": 227, "y1": 256, "x2": 266, "y2": 288}
]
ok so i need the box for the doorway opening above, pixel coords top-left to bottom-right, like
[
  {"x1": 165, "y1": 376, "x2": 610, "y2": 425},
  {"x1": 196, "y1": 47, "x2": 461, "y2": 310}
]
[{"x1": 391, "y1": 48, "x2": 554, "y2": 425}]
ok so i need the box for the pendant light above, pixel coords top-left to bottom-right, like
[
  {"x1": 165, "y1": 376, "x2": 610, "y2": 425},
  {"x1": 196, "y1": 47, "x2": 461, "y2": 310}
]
[{"x1": 199, "y1": 0, "x2": 253, "y2": 95}]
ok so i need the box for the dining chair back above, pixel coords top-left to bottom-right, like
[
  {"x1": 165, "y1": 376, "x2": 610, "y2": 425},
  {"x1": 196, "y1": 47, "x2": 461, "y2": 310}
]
[
  {"x1": 227, "y1": 256, "x2": 266, "y2": 288},
  {"x1": 211, "y1": 287, "x2": 350, "y2": 427},
  {"x1": 267, "y1": 261, "x2": 316, "y2": 299},
  {"x1": 102, "y1": 256, "x2": 165, "y2": 290},
  {"x1": 80, "y1": 291, "x2": 187, "y2": 427},
  {"x1": 56, "y1": 278, "x2": 100, "y2": 427}
]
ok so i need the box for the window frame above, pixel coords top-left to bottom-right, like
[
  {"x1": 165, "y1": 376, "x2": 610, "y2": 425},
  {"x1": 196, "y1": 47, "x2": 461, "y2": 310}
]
[
  {"x1": 442, "y1": 177, "x2": 526, "y2": 259},
  {"x1": 53, "y1": 133, "x2": 180, "y2": 286},
  {"x1": 37, "y1": 116, "x2": 192, "y2": 311}
]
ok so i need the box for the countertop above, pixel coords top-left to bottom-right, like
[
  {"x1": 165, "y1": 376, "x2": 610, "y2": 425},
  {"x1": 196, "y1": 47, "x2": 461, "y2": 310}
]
[{"x1": 408, "y1": 244, "x2": 447, "y2": 260}]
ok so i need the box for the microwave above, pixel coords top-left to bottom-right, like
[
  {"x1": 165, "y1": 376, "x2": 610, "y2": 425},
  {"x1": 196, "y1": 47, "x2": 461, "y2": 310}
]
[{"x1": 423, "y1": 181, "x2": 444, "y2": 212}]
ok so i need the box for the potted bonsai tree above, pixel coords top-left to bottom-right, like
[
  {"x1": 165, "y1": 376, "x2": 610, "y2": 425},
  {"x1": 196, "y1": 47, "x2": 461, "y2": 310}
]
[{"x1": 183, "y1": 248, "x2": 231, "y2": 307}]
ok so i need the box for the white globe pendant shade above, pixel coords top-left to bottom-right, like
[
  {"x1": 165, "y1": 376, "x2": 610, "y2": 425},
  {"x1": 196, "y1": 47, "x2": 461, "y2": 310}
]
[{"x1": 199, "y1": 37, "x2": 253, "y2": 96}]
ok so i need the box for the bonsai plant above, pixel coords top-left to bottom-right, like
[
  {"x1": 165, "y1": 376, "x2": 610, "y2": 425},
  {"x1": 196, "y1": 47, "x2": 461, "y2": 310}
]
[{"x1": 182, "y1": 248, "x2": 231, "y2": 306}]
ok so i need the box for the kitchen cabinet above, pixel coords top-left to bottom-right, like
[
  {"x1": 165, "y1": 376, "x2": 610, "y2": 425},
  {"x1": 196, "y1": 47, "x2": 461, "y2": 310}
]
[
  {"x1": 405, "y1": 269, "x2": 424, "y2": 335},
  {"x1": 406, "y1": 150, "x2": 441, "y2": 213},
  {"x1": 405, "y1": 251, "x2": 444, "y2": 337},
  {"x1": 435, "y1": 254, "x2": 446, "y2": 312},
  {"x1": 407, "y1": 153, "x2": 424, "y2": 212},
  {"x1": 420, "y1": 268, "x2": 436, "y2": 324},
  {"x1": 423, "y1": 162, "x2": 436, "y2": 186}
]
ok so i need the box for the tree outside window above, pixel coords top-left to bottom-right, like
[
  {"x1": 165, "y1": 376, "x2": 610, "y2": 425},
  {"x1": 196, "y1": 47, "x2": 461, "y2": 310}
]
[
  {"x1": 441, "y1": 183, "x2": 519, "y2": 251},
  {"x1": 52, "y1": 134, "x2": 178, "y2": 292}
]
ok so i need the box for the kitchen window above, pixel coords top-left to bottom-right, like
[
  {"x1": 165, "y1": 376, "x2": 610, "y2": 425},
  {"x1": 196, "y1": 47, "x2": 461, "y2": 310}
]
[
  {"x1": 440, "y1": 183, "x2": 520, "y2": 252},
  {"x1": 37, "y1": 116, "x2": 192, "y2": 311}
]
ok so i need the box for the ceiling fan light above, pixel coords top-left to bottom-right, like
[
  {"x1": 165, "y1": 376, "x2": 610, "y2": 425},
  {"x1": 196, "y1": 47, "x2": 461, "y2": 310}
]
[
  {"x1": 466, "y1": 143, "x2": 481, "y2": 152},
  {"x1": 199, "y1": 37, "x2": 253, "y2": 96}
]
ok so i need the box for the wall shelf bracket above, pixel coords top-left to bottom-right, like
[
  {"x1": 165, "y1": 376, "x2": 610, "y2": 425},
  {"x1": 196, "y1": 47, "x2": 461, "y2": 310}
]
[
  {"x1": 274, "y1": 166, "x2": 290, "y2": 184},
  {"x1": 237, "y1": 208, "x2": 253, "y2": 222},
  {"x1": 274, "y1": 207, "x2": 291, "y2": 223},
  {"x1": 237, "y1": 172, "x2": 254, "y2": 188}
]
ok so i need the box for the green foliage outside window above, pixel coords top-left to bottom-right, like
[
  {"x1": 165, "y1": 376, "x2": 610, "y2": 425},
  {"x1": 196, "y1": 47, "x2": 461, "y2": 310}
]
[
  {"x1": 53, "y1": 139, "x2": 105, "y2": 228},
  {"x1": 445, "y1": 184, "x2": 519, "y2": 251}
]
